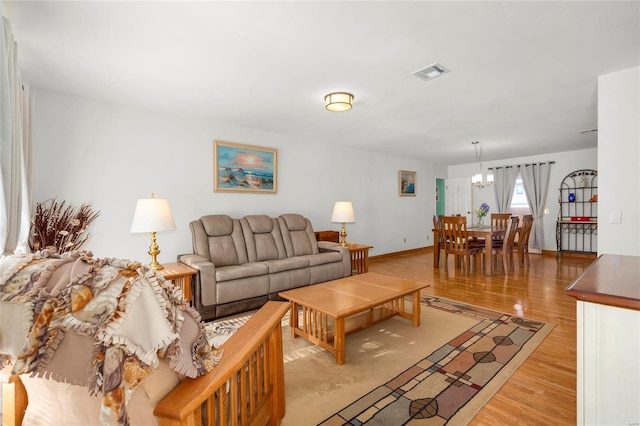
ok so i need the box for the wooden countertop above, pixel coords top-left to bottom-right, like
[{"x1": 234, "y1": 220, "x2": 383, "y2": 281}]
[{"x1": 565, "y1": 254, "x2": 640, "y2": 311}]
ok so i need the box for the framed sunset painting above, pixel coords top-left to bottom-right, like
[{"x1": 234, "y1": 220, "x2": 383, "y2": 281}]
[{"x1": 214, "y1": 140, "x2": 277, "y2": 193}]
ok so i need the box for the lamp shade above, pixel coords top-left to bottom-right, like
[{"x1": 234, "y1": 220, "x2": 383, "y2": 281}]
[
  {"x1": 130, "y1": 196, "x2": 176, "y2": 233},
  {"x1": 331, "y1": 201, "x2": 355, "y2": 223}
]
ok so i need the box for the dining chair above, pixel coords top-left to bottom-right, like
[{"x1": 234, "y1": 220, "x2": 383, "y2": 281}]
[
  {"x1": 514, "y1": 214, "x2": 534, "y2": 267},
  {"x1": 432, "y1": 215, "x2": 445, "y2": 267},
  {"x1": 486, "y1": 216, "x2": 519, "y2": 274},
  {"x1": 491, "y1": 213, "x2": 512, "y2": 228},
  {"x1": 442, "y1": 215, "x2": 482, "y2": 274},
  {"x1": 490, "y1": 213, "x2": 512, "y2": 241}
]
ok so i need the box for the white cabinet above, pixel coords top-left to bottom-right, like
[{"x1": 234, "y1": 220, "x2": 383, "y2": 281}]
[{"x1": 566, "y1": 255, "x2": 640, "y2": 425}]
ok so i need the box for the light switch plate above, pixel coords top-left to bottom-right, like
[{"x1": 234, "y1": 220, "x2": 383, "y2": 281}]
[{"x1": 610, "y1": 211, "x2": 622, "y2": 224}]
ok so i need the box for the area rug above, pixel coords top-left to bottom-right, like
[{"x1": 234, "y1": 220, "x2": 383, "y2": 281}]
[{"x1": 204, "y1": 295, "x2": 555, "y2": 425}]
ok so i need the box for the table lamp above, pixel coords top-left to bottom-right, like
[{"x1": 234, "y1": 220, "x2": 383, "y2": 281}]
[
  {"x1": 130, "y1": 193, "x2": 176, "y2": 270},
  {"x1": 331, "y1": 200, "x2": 355, "y2": 246}
]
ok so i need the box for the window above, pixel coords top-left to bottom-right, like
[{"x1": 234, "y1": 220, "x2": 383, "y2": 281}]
[{"x1": 510, "y1": 175, "x2": 529, "y2": 208}]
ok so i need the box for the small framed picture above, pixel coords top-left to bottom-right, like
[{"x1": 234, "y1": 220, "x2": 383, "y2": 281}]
[
  {"x1": 214, "y1": 140, "x2": 277, "y2": 193},
  {"x1": 399, "y1": 170, "x2": 416, "y2": 197}
]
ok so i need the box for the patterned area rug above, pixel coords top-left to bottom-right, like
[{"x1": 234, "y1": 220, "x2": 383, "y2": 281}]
[{"x1": 205, "y1": 296, "x2": 554, "y2": 425}]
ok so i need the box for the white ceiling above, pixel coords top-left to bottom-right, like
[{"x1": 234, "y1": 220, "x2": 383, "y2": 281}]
[{"x1": 3, "y1": 1, "x2": 639, "y2": 165}]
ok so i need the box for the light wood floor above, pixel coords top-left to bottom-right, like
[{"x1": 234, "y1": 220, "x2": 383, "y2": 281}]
[{"x1": 368, "y1": 249, "x2": 595, "y2": 426}]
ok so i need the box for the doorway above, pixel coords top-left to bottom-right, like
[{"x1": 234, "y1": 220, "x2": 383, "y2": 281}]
[
  {"x1": 444, "y1": 178, "x2": 472, "y2": 224},
  {"x1": 436, "y1": 178, "x2": 445, "y2": 216}
]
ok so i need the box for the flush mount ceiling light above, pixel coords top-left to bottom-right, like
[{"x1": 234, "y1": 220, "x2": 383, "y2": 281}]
[
  {"x1": 324, "y1": 92, "x2": 354, "y2": 112},
  {"x1": 412, "y1": 62, "x2": 450, "y2": 82}
]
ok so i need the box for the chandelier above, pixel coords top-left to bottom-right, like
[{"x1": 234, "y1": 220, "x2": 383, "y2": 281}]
[{"x1": 471, "y1": 141, "x2": 494, "y2": 188}]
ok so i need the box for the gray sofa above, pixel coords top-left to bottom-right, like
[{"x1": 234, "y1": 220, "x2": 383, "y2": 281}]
[{"x1": 179, "y1": 213, "x2": 351, "y2": 320}]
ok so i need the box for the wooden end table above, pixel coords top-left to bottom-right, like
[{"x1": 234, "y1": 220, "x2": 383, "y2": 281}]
[
  {"x1": 347, "y1": 243, "x2": 373, "y2": 274},
  {"x1": 160, "y1": 262, "x2": 197, "y2": 303}
]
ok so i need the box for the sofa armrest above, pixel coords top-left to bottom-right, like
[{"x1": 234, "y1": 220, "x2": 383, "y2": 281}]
[
  {"x1": 318, "y1": 241, "x2": 344, "y2": 252},
  {"x1": 179, "y1": 254, "x2": 216, "y2": 279},
  {"x1": 178, "y1": 254, "x2": 218, "y2": 309},
  {"x1": 179, "y1": 253, "x2": 210, "y2": 268},
  {"x1": 317, "y1": 242, "x2": 351, "y2": 277}
]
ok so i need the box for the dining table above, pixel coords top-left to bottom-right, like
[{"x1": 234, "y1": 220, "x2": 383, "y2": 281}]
[{"x1": 433, "y1": 224, "x2": 509, "y2": 276}]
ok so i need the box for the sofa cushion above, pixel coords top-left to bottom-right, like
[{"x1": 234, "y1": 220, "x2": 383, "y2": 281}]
[
  {"x1": 278, "y1": 214, "x2": 319, "y2": 257},
  {"x1": 215, "y1": 262, "x2": 269, "y2": 282},
  {"x1": 208, "y1": 236, "x2": 241, "y2": 267},
  {"x1": 302, "y1": 251, "x2": 343, "y2": 267},
  {"x1": 194, "y1": 215, "x2": 248, "y2": 267},
  {"x1": 201, "y1": 215, "x2": 234, "y2": 236},
  {"x1": 263, "y1": 257, "x2": 309, "y2": 274},
  {"x1": 280, "y1": 213, "x2": 307, "y2": 231},
  {"x1": 244, "y1": 215, "x2": 273, "y2": 233},
  {"x1": 241, "y1": 216, "x2": 287, "y2": 262}
]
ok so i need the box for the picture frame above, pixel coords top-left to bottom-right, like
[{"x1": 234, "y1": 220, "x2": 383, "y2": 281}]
[
  {"x1": 399, "y1": 170, "x2": 416, "y2": 196},
  {"x1": 214, "y1": 140, "x2": 277, "y2": 193}
]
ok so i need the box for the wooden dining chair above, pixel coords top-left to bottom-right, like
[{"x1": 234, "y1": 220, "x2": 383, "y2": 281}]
[
  {"x1": 491, "y1": 213, "x2": 512, "y2": 228},
  {"x1": 486, "y1": 216, "x2": 519, "y2": 274},
  {"x1": 432, "y1": 215, "x2": 445, "y2": 267},
  {"x1": 514, "y1": 214, "x2": 534, "y2": 267},
  {"x1": 490, "y1": 213, "x2": 512, "y2": 241},
  {"x1": 442, "y1": 215, "x2": 482, "y2": 274}
]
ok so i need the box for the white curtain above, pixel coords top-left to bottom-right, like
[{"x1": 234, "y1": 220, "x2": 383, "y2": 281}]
[
  {"x1": 1, "y1": 15, "x2": 33, "y2": 254},
  {"x1": 492, "y1": 166, "x2": 519, "y2": 213},
  {"x1": 520, "y1": 162, "x2": 552, "y2": 251}
]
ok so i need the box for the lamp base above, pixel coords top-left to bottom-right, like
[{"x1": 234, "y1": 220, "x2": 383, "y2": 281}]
[
  {"x1": 150, "y1": 260, "x2": 164, "y2": 270},
  {"x1": 148, "y1": 231, "x2": 164, "y2": 270},
  {"x1": 339, "y1": 222, "x2": 348, "y2": 246}
]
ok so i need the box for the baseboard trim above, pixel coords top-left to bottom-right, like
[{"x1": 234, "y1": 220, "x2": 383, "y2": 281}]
[
  {"x1": 552, "y1": 251, "x2": 598, "y2": 259},
  {"x1": 370, "y1": 246, "x2": 430, "y2": 262},
  {"x1": 372, "y1": 247, "x2": 596, "y2": 262}
]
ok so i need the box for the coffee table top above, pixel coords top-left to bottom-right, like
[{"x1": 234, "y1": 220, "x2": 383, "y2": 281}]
[{"x1": 278, "y1": 272, "x2": 429, "y2": 318}]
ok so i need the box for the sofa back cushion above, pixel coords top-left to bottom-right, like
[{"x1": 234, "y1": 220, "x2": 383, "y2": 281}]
[
  {"x1": 191, "y1": 215, "x2": 248, "y2": 266},
  {"x1": 241, "y1": 215, "x2": 287, "y2": 262},
  {"x1": 278, "y1": 214, "x2": 319, "y2": 257}
]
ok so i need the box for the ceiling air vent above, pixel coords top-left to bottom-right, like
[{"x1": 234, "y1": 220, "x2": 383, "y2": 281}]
[{"x1": 412, "y1": 63, "x2": 449, "y2": 81}]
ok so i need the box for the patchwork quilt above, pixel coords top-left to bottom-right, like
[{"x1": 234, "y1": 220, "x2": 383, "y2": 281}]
[{"x1": 0, "y1": 250, "x2": 222, "y2": 425}]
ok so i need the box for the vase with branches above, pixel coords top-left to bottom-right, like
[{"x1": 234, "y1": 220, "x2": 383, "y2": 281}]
[{"x1": 29, "y1": 198, "x2": 100, "y2": 253}]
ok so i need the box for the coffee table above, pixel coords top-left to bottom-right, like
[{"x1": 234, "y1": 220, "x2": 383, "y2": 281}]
[{"x1": 278, "y1": 272, "x2": 430, "y2": 364}]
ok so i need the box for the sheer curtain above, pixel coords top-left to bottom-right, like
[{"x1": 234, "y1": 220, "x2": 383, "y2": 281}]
[
  {"x1": 520, "y1": 162, "x2": 552, "y2": 250},
  {"x1": 1, "y1": 15, "x2": 33, "y2": 254},
  {"x1": 492, "y1": 166, "x2": 519, "y2": 213}
]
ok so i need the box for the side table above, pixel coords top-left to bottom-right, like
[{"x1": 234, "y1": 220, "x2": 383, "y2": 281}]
[
  {"x1": 160, "y1": 262, "x2": 197, "y2": 303},
  {"x1": 347, "y1": 244, "x2": 373, "y2": 274}
]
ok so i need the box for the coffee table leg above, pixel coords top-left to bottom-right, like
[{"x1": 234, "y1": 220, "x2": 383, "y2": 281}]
[
  {"x1": 290, "y1": 302, "x2": 299, "y2": 339},
  {"x1": 412, "y1": 291, "x2": 421, "y2": 327},
  {"x1": 335, "y1": 318, "x2": 346, "y2": 365}
]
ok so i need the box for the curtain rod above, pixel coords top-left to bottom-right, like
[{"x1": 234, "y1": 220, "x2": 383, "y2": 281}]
[{"x1": 488, "y1": 161, "x2": 555, "y2": 171}]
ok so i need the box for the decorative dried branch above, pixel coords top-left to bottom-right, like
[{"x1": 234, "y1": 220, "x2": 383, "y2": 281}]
[{"x1": 29, "y1": 198, "x2": 100, "y2": 253}]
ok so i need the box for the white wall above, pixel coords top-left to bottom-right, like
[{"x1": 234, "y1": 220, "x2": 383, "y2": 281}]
[
  {"x1": 31, "y1": 90, "x2": 435, "y2": 264},
  {"x1": 447, "y1": 148, "x2": 598, "y2": 252},
  {"x1": 597, "y1": 66, "x2": 640, "y2": 256}
]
